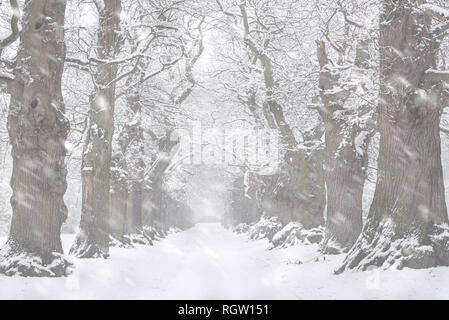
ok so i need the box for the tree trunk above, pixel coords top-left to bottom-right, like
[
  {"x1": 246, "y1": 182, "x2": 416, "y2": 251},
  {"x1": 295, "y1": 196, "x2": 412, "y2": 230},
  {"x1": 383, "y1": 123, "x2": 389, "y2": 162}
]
[
  {"x1": 321, "y1": 120, "x2": 365, "y2": 253},
  {"x1": 316, "y1": 40, "x2": 373, "y2": 253},
  {"x1": 70, "y1": 0, "x2": 122, "y2": 258},
  {"x1": 125, "y1": 92, "x2": 145, "y2": 234},
  {"x1": 111, "y1": 87, "x2": 150, "y2": 245},
  {"x1": 337, "y1": 0, "x2": 449, "y2": 272},
  {"x1": 143, "y1": 129, "x2": 180, "y2": 232},
  {"x1": 110, "y1": 151, "x2": 129, "y2": 244},
  {"x1": 0, "y1": 0, "x2": 70, "y2": 277},
  {"x1": 289, "y1": 128, "x2": 326, "y2": 229},
  {"x1": 229, "y1": 171, "x2": 261, "y2": 227}
]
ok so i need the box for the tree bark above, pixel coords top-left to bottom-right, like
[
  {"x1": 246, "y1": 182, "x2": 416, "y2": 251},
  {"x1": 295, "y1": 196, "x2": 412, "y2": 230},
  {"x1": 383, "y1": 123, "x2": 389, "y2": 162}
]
[
  {"x1": 125, "y1": 91, "x2": 145, "y2": 234},
  {"x1": 70, "y1": 0, "x2": 122, "y2": 258},
  {"x1": 337, "y1": 0, "x2": 449, "y2": 272},
  {"x1": 229, "y1": 171, "x2": 261, "y2": 227},
  {"x1": 316, "y1": 40, "x2": 371, "y2": 253},
  {"x1": 142, "y1": 129, "x2": 180, "y2": 231},
  {"x1": 110, "y1": 150, "x2": 129, "y2": 244},
  {"x1": 109, "y1": 86, "x2": 149, "y2": 246},
  {"x1": 0, "y1": 0, "x2": 70, "y2": 277},
  {"x1": 320, "y1": 121, "x2": 365, "y2": 253}
]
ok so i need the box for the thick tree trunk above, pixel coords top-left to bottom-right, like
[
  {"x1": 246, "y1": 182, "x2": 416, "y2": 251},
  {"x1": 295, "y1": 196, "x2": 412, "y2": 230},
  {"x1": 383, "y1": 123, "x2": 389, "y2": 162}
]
[
  {"x1": 321, "y1": 121, "x2": 365, "y2": 253},
  {"x1": 128, "y1": 180, "x2": 143, "y2": 233},
  {"x1": 111, "y1": 88, "x2": 150, "y2": 245},
  {"x1": 70, "y1": 0, "x2": 122, "y2": 258},
  {"x1": 289, "y1": 130, "x2": 326, "y2": 229},
  {"x1": 229, "y1": 171, "x2": 261, "y2": 227},
  {"x1": 316, "y1": 40, "x2": 372, "y2": 253},
  {"x1": 337, "y1": 0, "x2": 449, "y2": 272},
  {"x1": 143, "y1": 130, "x2": 180, "y2": 231},
  {"x1": 125, "y1": 92, "x2": 145, "y2": 235},
  {"x1": 0, "y1": 0, "x2": 70, "y2": 277},
  {"x1": 110, "y1": 152, "x2": 129, "y2": 244}
]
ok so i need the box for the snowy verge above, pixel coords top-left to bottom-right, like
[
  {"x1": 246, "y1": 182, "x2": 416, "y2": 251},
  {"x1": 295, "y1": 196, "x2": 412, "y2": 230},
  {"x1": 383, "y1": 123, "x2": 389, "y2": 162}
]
[
  {"x1": 336, "y1": 221, "x2": 449, "y2": 273},
  {"x1": 234, "y1": 217, "x2": 324, "y2": 249},
  {"x1": 110, "y1": 232, "x2": 153, "y2": 248},
  {"x1": 269, "y1": 222, "x2": 324, "y2": 249},
  {"x1": 110, "y1": 226, "x2": 184, "y2": 248},
  {"x1": 247, "y1": 215, "x2": 282, "y2": 241},
  {"x1": 0, "y1": 240, "x2": 73, "y2": 277}
]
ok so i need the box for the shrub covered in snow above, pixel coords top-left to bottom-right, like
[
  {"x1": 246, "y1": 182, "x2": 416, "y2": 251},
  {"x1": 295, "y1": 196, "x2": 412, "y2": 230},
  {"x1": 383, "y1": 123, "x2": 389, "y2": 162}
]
[
  {"x1": 337, "y1": 221, "x2": 449, "y2": 272},
  {"x1": 233, "y1": 223, "x2": 251, "y2": 234},
  {"x1": 0, "y1": 240, "x2": 73, "y2": 277},
  {"x1": 270, "y1": 222, "x2": 324, "y2": 249},
  {"x1": 168, "y1": 227, "x2": 182, "y2": 234},
  {"x1": 143, "y1": 225, "x2": 166, "y2": 241},
  {"x1": 110, "y1": 232, "x2": 155, "y2": 248},
  {"x1": 248, "y1": 215, "x2": 282, "y2": 241}
]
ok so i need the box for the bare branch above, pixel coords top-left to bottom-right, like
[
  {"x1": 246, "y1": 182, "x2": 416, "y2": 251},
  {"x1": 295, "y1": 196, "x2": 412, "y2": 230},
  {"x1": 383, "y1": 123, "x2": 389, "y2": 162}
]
[
  {"x1": 417, "y1": 3, "x2": 449, "y2": 39},
  {"x1": 115, "y1": 49, "x2": 184, "y2": 100},
  {"x1": 425, "y1": 68, "x2": 449, "y2": 83},
  {"x1": 321, "y1": 9, "x2": 345, "y2": 54},
  {"x1": 0, "y1": 71, "x2": 14, "y2": 89},
  {"x1": 0, "y1": 0, "x2": 20, "y2": 56},
  {"x1": 215, "y1": 0, "x2": 239, "y2": 20},
  {"x1": 441, "y1": 126, "x2": 449, "y2": 135},
  {"x1": 174, "y1": 16, "x2": 205, "y2": 105},
  {"x1": 337, "y1": 1, "x2": 364, "y2": 29},
  {"x1": 420, "y1": 3, "x2": 449, "y2": 21}
]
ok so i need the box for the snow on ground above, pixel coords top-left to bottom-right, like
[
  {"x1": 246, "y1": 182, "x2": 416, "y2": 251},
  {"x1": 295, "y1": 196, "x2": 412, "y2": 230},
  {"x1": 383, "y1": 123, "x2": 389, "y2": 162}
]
[{"x1": 0, "y1": 222, "x2": 448, "y2": 299}]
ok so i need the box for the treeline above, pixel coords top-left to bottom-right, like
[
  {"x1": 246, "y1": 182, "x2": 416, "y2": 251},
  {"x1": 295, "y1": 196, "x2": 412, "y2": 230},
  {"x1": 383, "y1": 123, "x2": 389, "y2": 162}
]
[
  {"x1": 0, "y1": 0, "x2": 198, "y2": 277},
  {"x1": 222, "y1": 0, "x2": 449, "y2": 272}
]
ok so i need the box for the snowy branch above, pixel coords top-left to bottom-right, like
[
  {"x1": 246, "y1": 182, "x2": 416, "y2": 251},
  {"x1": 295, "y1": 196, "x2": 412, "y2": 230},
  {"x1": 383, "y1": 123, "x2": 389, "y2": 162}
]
[
  {"x1": 418, "y1": 3, "x2": 449, "y2": 39},
  {"x1": 0, "y1": 71, "x2": 14, "y2": 89},
  {"x1": 420, "y1": 3, "x2": 449, "y2": 20},
  {"x1": 173, "y1": 16, "x2": 205, "y2": 105},
  {"x1": 215, "y1": 0, "x2": 240, "y2": 20},
  {"x1": 337, "y1": 1, "x2": 364, "y2": 29},
  {"x1": 425, "y1": 68, "x2": 449, "y2": 83},
  {"x1": 0, "y1": 0, "x2": 20, "y2": 56},
  {"x1": 115, "y1": 49, "x2": 184, "y2": 100}
]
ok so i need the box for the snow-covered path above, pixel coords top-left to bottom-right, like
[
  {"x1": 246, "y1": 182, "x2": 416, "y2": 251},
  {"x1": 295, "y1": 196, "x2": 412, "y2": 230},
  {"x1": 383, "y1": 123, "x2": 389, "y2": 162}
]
[{"x1": 1, "y1": 222, "x2": 449, "y2": 299}]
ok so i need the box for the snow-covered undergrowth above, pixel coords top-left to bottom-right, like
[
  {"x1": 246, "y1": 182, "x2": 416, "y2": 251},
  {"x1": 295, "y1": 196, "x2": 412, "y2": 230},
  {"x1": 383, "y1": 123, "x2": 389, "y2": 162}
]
[
  {"x1": 337, "y1": 221, "x2": 449, "y2": 273},
  {"x1": 110, "y1": 226, "x2": 184, "y2": 248},
  {"x1": 247, "y1": 215, "x2": 282, "y2": 241},
  {"x1": 110, "y1": 233, "x2": 153, "y2": 248},
  {"x1": 0, "y1": 240, "x2": 73, "y2": 277},
  {"x1": 235, "y1": 217, "x2": 324, "y2": 249},
  {"x1": 143, "y1": 225, "x2": 165, "y2": 240},
  {"x1": 270, "y1": 222, "x2": 324, "y2": 249},
  {"x1": 167, "y1": 227, "x2": 183, "y2": 234},
  {"x1": 233, "y1": 223, "x2": 250, "y2": 234},
  {"x1": 0, "y1": 223, "x2": 448, "y2": 299}
]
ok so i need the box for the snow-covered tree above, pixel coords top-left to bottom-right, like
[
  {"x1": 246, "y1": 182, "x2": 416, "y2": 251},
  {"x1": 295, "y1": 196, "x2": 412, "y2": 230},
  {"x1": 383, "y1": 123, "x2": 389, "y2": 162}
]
[
  {"x1": 315, "y1": 0, "x2": 379, "y2": 253},
  {"x1": 338, "y1": 0, "x2": 449, "y2": 272},
  {"x1": 0, "y1": 0, "x2": 71, "y2": 276},
  {"x1": 70, "y1": 0, "x2": 124, "y2": 258}
]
